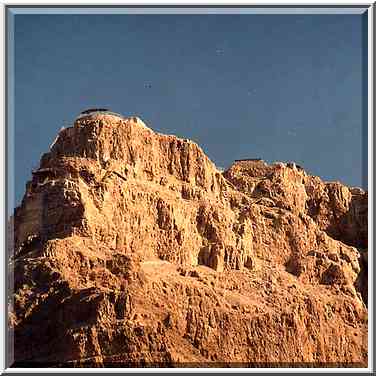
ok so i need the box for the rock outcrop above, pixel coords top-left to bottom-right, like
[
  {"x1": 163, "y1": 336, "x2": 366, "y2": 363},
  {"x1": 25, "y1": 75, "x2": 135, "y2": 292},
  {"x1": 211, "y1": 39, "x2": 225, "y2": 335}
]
[{"x1": 9, "y1": 113, "x2": 368, "y2": 367}]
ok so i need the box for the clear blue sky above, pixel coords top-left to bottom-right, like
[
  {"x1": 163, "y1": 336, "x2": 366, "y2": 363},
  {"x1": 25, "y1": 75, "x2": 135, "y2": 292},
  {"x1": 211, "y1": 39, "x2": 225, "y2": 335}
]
[{"x1": 13, "y1": 13, "x2": 367, "y2": 208}]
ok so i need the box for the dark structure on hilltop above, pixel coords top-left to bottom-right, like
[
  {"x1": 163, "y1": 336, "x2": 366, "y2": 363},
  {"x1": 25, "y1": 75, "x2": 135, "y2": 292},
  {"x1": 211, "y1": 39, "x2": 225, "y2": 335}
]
[
  {"x1": 80, "y1": 108, "x2": 110, "y2": 115},
  {"x1": 234, "y1": 158, "x2": 264, "y2": 162},
  {"x1": 76, "y1": 108, "x2": 125, "y2": 121}
]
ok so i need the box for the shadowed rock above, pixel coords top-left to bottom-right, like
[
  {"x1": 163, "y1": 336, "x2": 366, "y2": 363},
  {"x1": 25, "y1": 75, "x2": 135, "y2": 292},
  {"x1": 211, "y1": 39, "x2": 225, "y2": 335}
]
[{"x1": 9, "y1": 113, "x2": 368, "y2": 367}]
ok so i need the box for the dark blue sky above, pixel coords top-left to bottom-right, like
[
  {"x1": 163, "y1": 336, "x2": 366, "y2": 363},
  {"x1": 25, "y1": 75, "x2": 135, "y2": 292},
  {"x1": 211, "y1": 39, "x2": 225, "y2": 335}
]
[{"x1": 13, "y1": 13, "x2": 367, "y2": 208}]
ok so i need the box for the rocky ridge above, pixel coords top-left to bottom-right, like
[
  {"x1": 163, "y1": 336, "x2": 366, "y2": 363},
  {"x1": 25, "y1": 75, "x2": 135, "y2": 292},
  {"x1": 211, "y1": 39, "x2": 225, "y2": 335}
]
[{"x1": 9, "y1": 112, "x2": 368, "y2": 367}]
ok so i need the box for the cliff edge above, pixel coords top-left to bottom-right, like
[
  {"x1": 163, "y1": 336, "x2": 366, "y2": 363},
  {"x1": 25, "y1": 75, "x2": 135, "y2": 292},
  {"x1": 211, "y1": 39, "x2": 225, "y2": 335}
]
[{"x1": 9, "y1": 112, "x2": 368, "y2": 367}]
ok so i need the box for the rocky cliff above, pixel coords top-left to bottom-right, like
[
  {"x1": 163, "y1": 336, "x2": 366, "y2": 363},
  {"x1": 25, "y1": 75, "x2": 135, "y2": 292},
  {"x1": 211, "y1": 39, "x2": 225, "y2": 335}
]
[{"x1": 9, "y1": 113, "x2": 368, "y2": 367}]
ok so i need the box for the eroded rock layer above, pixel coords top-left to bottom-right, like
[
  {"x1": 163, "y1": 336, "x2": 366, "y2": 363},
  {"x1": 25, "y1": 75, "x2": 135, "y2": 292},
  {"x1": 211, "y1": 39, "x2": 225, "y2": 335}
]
[{"x1": 10, "y1": 113, "x2": 368, "y2": 367}]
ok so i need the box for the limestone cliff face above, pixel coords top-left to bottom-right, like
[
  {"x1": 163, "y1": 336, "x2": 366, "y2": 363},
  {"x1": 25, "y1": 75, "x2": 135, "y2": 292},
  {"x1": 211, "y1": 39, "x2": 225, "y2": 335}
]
[{"x1": 10, "y1": 113, "x2": 368, "y2": 367}]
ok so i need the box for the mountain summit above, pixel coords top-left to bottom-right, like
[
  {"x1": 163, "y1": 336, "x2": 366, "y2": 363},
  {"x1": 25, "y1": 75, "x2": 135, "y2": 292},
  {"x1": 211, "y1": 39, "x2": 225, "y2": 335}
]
[{"x1": 10, "y1": 111, "x2": 368, "y2": 367}]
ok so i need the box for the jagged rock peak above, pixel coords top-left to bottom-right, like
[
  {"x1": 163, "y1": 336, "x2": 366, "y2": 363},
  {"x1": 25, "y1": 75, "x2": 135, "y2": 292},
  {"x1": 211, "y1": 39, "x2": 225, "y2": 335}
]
[{"x1": 10, "y1": 112, "x2": 368, "y2": 367}]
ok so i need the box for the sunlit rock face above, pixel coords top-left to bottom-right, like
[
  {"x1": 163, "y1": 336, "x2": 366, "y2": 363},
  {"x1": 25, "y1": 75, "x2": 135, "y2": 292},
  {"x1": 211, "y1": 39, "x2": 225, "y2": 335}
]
[{"x1": 10, "y1": 113, "x2": 367, "y2": 367}]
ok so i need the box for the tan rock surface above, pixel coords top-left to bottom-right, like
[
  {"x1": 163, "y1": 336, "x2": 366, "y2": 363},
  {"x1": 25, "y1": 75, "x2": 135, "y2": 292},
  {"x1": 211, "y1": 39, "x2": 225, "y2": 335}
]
[{"x1": 10, "y1": 113, "x2": 368, "y2": 367}]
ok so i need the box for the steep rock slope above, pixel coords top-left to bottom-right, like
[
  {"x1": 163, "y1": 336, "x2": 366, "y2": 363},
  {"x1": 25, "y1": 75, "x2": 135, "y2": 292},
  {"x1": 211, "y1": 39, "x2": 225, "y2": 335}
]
[{"x1": 10, "y1": 113, "x2": 368, "y2": 367}]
